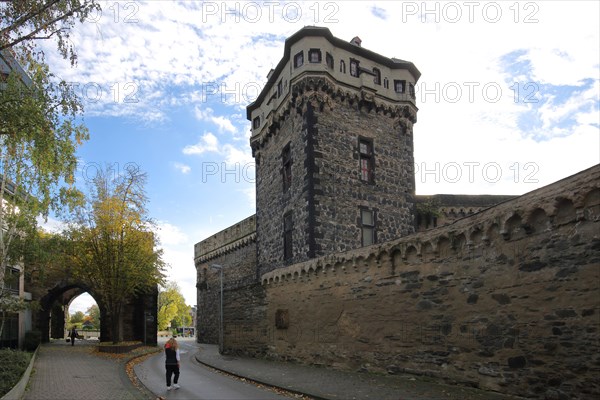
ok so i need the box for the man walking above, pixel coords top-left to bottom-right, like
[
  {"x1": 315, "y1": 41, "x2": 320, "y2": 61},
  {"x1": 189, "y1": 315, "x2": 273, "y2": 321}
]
[{"x1": 69, "y1": 327, "x2": 77, "y2": 346}]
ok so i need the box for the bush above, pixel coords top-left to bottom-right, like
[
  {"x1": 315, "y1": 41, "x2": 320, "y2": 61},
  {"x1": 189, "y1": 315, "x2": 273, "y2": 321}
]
[
  {"x1": 23, "y1": 330, "x2": 42, "y2": 352},
  {"x1": 0, "y1": 349, "x2": 32, "y2": 397}
]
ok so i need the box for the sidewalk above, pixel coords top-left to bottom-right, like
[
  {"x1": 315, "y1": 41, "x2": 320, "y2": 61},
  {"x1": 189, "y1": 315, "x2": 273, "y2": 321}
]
[
  {"x1": 23, "y1": 339, "x2": 152, "y2": 400},
  {"x1": 195, "y1": 344, "x2": 523, "y2": 400}
]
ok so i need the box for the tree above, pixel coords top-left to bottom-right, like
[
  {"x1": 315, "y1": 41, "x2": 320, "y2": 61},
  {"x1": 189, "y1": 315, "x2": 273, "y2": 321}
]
[
  {"x1": 86, "y1": 304, "x2": 100, "y2": 329},
  {"x1": 0, "y1": 0, "x2": 100, "y2": 66},
  {"x1": 173, "y1": 297, "x2": 192, "y2": 330},
  {"x1": 158, "y1": 282, "x2": 190, "y2": 331},
  {"x1": 66, "y1": 165, "x2": 165, "y2": 343},
  {"x1": 70, "y1": 310, "x2": 83, "y2": 324},
  {"x1": 20, "y1": 229, "x2": 71, "y2": 287},
  {"x1": 0, "y1": 1, "x2": 94, "y2": 338},
  {"x1": 0, "y1": 55, "x2": 88, "y2": 338}
]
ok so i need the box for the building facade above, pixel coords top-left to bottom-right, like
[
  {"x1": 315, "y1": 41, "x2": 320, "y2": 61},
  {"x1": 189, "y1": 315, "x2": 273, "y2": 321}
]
[
  {"x1": 194, "y1": 27, "x2": 600, "y2": 398},
  {"x1": 247, "y1": 27, "x2": 420, "y2": 276},
  {"x1": 1, "y1": 49, "x2": 34, "y2": 349}
]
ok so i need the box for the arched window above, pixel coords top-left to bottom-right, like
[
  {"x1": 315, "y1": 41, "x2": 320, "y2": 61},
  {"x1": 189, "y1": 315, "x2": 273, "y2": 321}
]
[
  {"x1": 326, "y1": 52, "x2": 334, "y2": 69},
  {"x1": 294, "y1": 51, "x2": 304, "y2": 68},
  {"x1": 373, "y1": 68, "x2": 381, "y2": 85}
]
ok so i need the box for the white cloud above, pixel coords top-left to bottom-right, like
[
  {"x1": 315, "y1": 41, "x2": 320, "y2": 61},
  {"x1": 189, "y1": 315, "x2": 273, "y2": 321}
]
[
  {"x1": 156, "y1": 221, "x2": 189, "y2": 247},
  {"x1": 154, "y1": 220, "x2": 197, "y2": 305},
  {"x1": 240, "y1": 186, "x2": 256, "y2": 210},
  {"x1": 538, "y1": 80, "x2": 599, "y2": 132},
  {"x1": 194, "y1": 106, "x2": 237, "y2": 134},
  {"x1": 183, "y1": 132, "x2": 253, "y2": 167},
  {"x1": 31, "y1": 0, "x2": 598, "y2": 309},
  {"x1": 182, "y1": 132, "x2": 220, "y2": 155},
  {"x1": 38, "y1": 216, "x2": 66, "y2": 233},
  {"x1": 174, "y1": 162, "x2": 191, "y2": 174}
]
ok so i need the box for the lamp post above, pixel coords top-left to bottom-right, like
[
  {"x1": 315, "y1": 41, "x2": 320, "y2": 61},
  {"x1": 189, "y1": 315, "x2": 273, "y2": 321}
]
[{"x1": 210, "y1": 264, "x2": 224, "y2": 354}]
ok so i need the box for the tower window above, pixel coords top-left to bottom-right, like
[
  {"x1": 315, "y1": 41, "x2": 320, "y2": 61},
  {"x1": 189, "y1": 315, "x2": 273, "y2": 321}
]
[
  {"x1": 394, "y1": 80, "x2": 406, "y2": 93},
  {"x1": 408, "y1": 83, "x2": 415, "y2": 98},
  {"x1": 277, "y1": 79, "x2": 283, "y2": 98},
  {"x1": 373, "y1": 68, "x2": 381, "y2": 85},
  {"x1": 282, "y1": 143, "x2": 292, "y2": 191},
  {"x1": 253, "y1": 116, "x2": 260, "y2": 129},
  {"x1": 350, "y1": 59, "x2": 359, "y2": 77},
  {"x1": 360, "y1": 208, "x2": 376, "y2": 246},
  {"x1": 283, "y1": 212, "x2": 293, "y2": 260},
  {"x1": 383, "y1": 77, "x2": 389, "y2": 89},
  {"x1": 326, "y1": 52, "x2": 334, "y2": 69},
  {"x1": 339, "y1": 60, "x2": 346, "y2": 74},
  {"x1": 294, "y1": 51, "x2": 304, "y2": 68},
  {"x1": 359, "y1": 138, "x2": 374, "y2": 183},
  {"x1": 309, "y1": 49, "x2": 322, "y2": 63}
]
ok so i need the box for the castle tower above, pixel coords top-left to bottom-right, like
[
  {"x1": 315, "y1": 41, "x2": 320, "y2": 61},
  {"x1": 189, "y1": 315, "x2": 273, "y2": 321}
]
[{"x1": 247, "y1": 26, "x2": 420, "y2": 276}]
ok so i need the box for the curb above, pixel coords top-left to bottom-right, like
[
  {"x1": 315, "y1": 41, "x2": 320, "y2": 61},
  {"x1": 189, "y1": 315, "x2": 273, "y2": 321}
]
[
  {"x1": 193, "y1": 352, "x2": 327, "y2": 400},
  {"x1": 1, "y1": 345, "x2": 39, "y2": 400},
  {"x1": 126, "y1": 347, "x2": 163, "y2": 400}
]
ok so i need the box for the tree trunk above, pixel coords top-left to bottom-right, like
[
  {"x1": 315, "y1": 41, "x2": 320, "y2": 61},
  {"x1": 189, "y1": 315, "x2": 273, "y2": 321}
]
[{"x1": 110, "y1": 306, "x2": 123, "y2": 344}]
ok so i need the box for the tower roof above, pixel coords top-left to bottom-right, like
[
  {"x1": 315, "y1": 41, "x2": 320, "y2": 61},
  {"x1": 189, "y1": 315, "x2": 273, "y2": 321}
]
[{"x1": 246, "y1": 26, "x2": 420, "y2": 120}]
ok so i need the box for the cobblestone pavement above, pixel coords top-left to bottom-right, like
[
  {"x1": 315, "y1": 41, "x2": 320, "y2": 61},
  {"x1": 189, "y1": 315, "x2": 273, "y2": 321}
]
[{"x1": 24, "y1": 339, "x2": 151, "y2": 400}]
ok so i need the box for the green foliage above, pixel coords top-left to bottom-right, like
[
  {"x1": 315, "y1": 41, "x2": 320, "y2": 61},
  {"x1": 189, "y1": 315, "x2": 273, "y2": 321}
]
[
  {"x1": 0, "y1": 1, "x2": 93, "y2": 336},
  {"x1": 0, "y1": 0, "x2": 101, "y2": 66},
  {"x1": 23, "y1": 330, "x2": 41, "y2": 351},
  {"x1": 158, "y1": 281, "x2": 191, "y2": 331},
  {"x1": 415, "y1": 198, "x2": 441, "y2": 218},
  {"x1": 65, "y1": 165, "x2": 165, "y2": 343},
  {"x1": 86, "y1": 304, "x2": 100, "y2": 329},
  {"x1": 21, "y1": 229, "x2": 71, "y2": 287},
  {"x1": 0, "y1": 348, "x2": 31, "y2": 397},
  {"x1": 70, "y1": 310, "x2": 84, "y2": 323}
]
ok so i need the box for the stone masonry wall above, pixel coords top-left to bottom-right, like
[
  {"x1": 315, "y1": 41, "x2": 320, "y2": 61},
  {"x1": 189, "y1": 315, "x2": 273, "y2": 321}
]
[
  {"x1": 231, "y1": 165, "x2": 600, "y2": 399},
  {"x1": 253, "y1": 76, "x2": 418, "y2": 276},
  {"x1": 415, "y1": 194, "x2": 518, "y2": 231},
  {"x1": 254, "y1": 100, "x2": 309, "y2": 274},
  {"x1": 195, "y1": 215, "x2": 257, "y2": 344},
  {"x1": 222, "y1": 283, "x2": 269, "y2": 357},
  {"x1": 307, "y1": 79, "x2": 417, "y2": 253},
  {"x1": 195, "y1": 236, "x2": 257, "y2": 344}
]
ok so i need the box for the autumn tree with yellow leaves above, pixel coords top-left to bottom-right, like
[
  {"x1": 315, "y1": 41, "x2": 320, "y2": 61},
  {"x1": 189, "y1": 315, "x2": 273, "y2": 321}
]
[
  {"x1": 65, "y1": 165, "x2": 165, "y2": 344},
  {"x1": 158, "y1": 282, "x2": 191, "y2": 331}
]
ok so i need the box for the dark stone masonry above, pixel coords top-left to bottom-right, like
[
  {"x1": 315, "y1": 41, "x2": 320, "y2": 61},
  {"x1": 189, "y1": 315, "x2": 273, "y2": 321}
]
[{"x1": 195, "y1": 26, "x2": 600, "y2": 399}]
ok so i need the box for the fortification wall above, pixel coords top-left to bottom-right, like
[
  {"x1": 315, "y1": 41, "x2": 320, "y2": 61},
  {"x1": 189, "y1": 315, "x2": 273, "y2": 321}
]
[
  {"x1": 194, "y1": 215, "x2": 256, "y2": 261},
  {"x1": 225, "y1": 165, "x2": 600, "y2": 399},
  {"x1": 415, "y1": 194, "x2": 518, "y2": 230},
  {"x1": 195, "y1": 215, "x2": 258, "y2": 344}
]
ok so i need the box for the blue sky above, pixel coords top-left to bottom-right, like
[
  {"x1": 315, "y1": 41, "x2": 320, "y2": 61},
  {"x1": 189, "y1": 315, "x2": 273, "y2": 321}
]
[{"x1": 39, "y1": 1, "x2": 598, "y2": 314}]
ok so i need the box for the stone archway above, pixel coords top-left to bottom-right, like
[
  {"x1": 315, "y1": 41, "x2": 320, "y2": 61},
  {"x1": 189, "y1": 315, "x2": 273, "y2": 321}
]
[
  {"x1": 36, "y1": 283, "x2": 103, "y2": 343},
  {"x1": 32, "y1": 280, "x2": 158, "y2": 345}
]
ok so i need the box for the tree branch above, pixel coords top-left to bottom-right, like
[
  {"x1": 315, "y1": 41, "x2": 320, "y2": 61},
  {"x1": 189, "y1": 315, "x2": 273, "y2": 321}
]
[
  {"x1": 0, "y1": 0, "x2": 62, "y2": 39},
  {"x1": 0, "y1": 2, "x2": 87, "y2": 52}
]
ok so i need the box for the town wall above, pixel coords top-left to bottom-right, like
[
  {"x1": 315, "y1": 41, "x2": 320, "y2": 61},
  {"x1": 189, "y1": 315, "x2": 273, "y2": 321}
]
[
  {"x1": 195, "y1": 215, "x2": 258, "y2": 344},
  {"x1": 223, "y1": 165, "x2": 600, "y2": 399}
]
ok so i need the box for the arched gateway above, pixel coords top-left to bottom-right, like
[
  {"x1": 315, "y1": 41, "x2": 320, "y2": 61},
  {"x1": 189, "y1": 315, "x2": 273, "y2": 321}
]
[{"x1": 30, "y1": 278, "x2": 157, "y2": 345}]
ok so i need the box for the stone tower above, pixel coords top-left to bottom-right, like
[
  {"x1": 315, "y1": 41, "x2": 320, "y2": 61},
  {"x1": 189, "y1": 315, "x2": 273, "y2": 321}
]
[{"x1": 247, "y1": 27, "x2": 420, "y2": 276}]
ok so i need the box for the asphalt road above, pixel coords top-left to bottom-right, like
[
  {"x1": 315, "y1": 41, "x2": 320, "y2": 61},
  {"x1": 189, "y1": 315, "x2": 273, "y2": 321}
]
[{"x1": 134, "y1": 338, "x2": 292, "y2": 400}]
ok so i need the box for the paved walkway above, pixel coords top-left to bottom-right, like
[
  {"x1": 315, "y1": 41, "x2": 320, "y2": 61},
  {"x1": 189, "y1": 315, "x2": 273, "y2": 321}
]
[
  {"x1": 195, "y1": 344, "x2": 524, "y2": 400},
  {"x1": 24, "y1": 339, "x2": 152, "y2": 400},
  {"x1": 23, "y1": 339, "x2": 524, "y2": 400}
]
